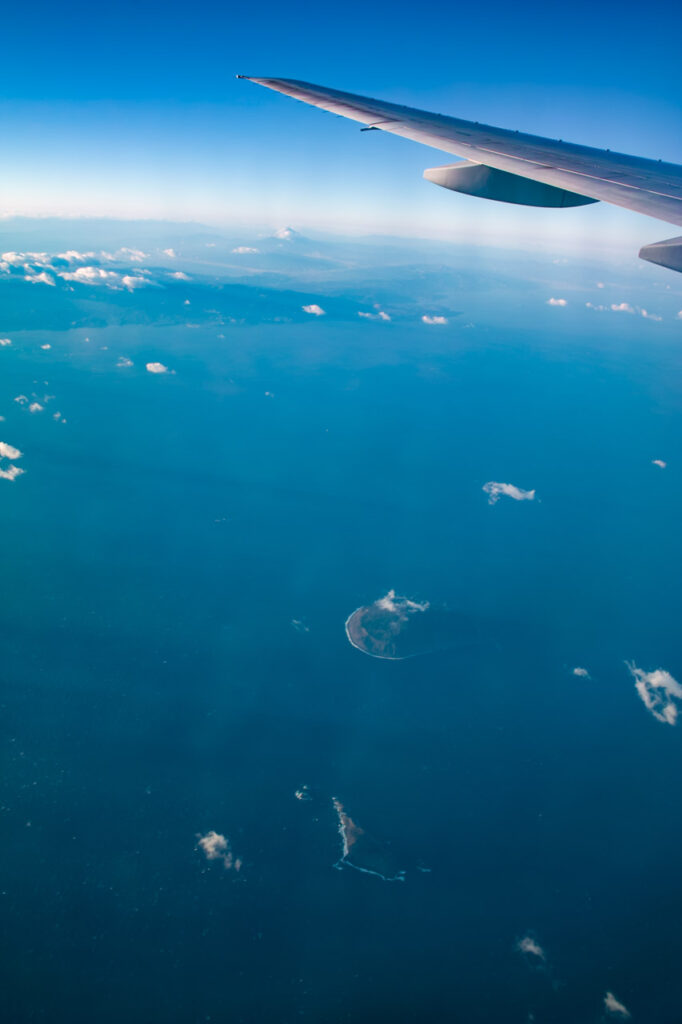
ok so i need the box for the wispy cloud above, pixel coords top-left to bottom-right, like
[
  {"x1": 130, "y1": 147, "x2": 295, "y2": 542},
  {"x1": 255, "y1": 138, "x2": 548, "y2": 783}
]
[
  {"x1": 421, "y1": 314, "x2": 448, "y2": 325},
  {"x1": 117, "y1": 356, "x2": 133, "y2": 368},
  {"x1": 0, "y1": 464, "x2": 24, "y2": 481},
  {"x1": 196, "y1": 830, "x2": 242, "y2": 871},
  {"x1": 358, "y1": 310, "x2": 391, "y2": 321},
  {"x1": 170, "y1": 271, "x2": 190, "y2": 280},
  {"x1": 627, "y1": 662, "x2": 682, "y2": 725},
  {"x1": 604, "y1": 992, "x2": 630, "y2": 1018},
  {"x1": 547, "y1": 297, "x2": 567, "y2": 306},
  {"x1": 483, "y1": 481, "x2": 536, "y2": 505},
  {"x1": 25, "y1": 271, "x2": 55, "y2": 286},
  {"x1": 274, "y1": 227, "x2": 296, "y2": 240},
  {"x1": 232, "y1": 246, "x2": 260, "y2": 254},
  {"x1": 652, "y1": 459, "x2": 667, "y2": 469},
  {"x1": 0, "y1": 338, "x2": 11, "y2": 347},
  {"x1": 587, "y1": 301, "x2": 663, "y2": 322},
  {"x1": 162, "y1": 248, "x2": 176, "y2": 258},
  {"x1": 302, "y1": 304, "x2": 325, "y2": 316},
  {"x1": 516, "y1": 935, "x2": 546, "y2": 961}
]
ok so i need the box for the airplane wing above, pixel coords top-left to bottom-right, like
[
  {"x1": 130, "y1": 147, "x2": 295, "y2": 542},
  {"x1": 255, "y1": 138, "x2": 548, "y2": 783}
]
[{"x1": 238, "y1": 76, "x2": 682, "y2": 273}]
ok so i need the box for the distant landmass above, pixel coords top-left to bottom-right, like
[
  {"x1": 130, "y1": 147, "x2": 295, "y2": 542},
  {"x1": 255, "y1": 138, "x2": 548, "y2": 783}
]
[
  {"x1": 332, "y1": 798, "x2": 406, "y2": 882},
  {"x1": 345, "y1": 590, "x2": 480, "y2": 659}
]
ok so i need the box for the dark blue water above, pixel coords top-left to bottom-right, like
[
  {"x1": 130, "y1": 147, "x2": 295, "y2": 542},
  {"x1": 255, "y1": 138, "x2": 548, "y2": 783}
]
[{"x1": 1, "y1": 313, "x2": 681, "y2": 1022}]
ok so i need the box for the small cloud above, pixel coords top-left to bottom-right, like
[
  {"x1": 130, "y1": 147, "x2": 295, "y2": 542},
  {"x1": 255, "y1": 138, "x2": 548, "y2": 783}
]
[
  {"x1": 516, "y1": 936, "x2": 546, "y2": 961},
  {"x1": 162, "y1": 248, "x2": 176, "y2": 257},
  {"x1": 170, "y1": 271, "x2": 190, "y2": 280},
  {"x1": 604, "y1": 991, "x2": 630, "y2": 1018},
  {"x1": 0, "y1": 441, "x2": 22, "y2": 460},
  {"x1": 546, "y1": 297, "x2": 567, "y2": 306},
  {"x1": 291, "y1": 619, "x2": 310, "y2": 633},
  {"x1": 196, "y1": 830, "x2": 242, "y2": 871},
  {"x1": 14, "y1": 395, "x2": 28, "y2": 405},
  {"x1": 0, "y1": 464, "x2": 24, "y2": 481},
  {"x1": 25, "y1": 271, "x2": 55, "y2": 286},
  {"x1": 572, "y1": 667, "x2": 590, "y2": 678},
  {"x1": 483, "y1": 481, "x2": 536, "y2": 505},
  {"x1": 295, "y1": 784, "x2": 312, "y2": 801},
  {"x1": 274, "y1": 227, "x2": 296, "y2": 240},
  {"x1": 146, "y1": 362, "x2": 170, "y2": 375},
  {"x1": 183, "y1": 299, "x2": 190, "y2": 306},
  {"x1": 597, "y1": 282, "x2": 605, "y2": 288},
  {"x1": 627, "y1": 661, "x2": 682, "y2": 725},
  {"x1": 640, "y1": 308, "x2": 662, "y2": 321},
  {"x1": 121, "y1": 275, "x2": 152, "y2": 291},
  {"x1": 0, "y1": 338, "x2": 12, "y2": 347},
  {"x1": 652, "y1": 459, "x2": 667, "y2": 469},
  {"x1": 611, "y1": 302, "x2": 635, "y2": 314},
  {"x1": 586, "y1": 301, "x2": 606, "y2": 311},
  {"x1": 117, "y1": 356, "x2": 134, "y2": 368},
  {"x1": 40, "y1": 343, "x2": 51, "y2": 350},
  {"x1": 421, "y1": 315, "x2": 448, "y2": 325},
  {"x1": 302, "y1": 304, "x2": 325, "y2": 316},
  {"x1": 232, "y1": 246, "x2": 260, "y2": 254},
  {"x1": 58, "y1": 250, "x2": 96, "y2": 263},
  {"x1": 358, "y1": 310, "x2": 391, "y2": 321},
  {"x1": 28, "y1": 402, "x2": 43, "y2": 414},
  {"x1": 677, "y1": 311, "x2": 682, "y2": 320},
  {"x1": 60, "y1": 266, "x2": 120, "y2": 286}
]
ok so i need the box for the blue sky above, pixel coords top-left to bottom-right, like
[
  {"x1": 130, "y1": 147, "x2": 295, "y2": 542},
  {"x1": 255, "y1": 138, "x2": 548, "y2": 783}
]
[{"x1": 2, "y1": 0, "x2": 680, "y2": 253}]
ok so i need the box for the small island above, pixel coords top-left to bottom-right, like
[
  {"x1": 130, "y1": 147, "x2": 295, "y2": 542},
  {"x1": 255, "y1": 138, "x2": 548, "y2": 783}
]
[
  {"x1": 345, "y1": 590, "x2": 476, "y2": 660},
  {"x1": 332, "y1": 798, "x2": 406, "y2": 882}
]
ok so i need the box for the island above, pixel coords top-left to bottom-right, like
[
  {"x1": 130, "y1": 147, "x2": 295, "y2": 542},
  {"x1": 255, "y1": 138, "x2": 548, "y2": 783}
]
[{"x1": 345, "y1": 589, "x2": 478, "y2": 659}]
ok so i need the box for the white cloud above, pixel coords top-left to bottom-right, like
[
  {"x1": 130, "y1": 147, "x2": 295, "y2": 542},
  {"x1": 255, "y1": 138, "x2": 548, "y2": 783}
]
[
  {"x1": 0, "y1": 441, "x2": 22, "y2": 460},
  {"x1": 483, "y1": 481, "x2": 536, "y2": 505},
  {"x1": 358, "y1": 310, "x2": 391, "y2": 321},
  {"x1": 274, "y1": 227, "x2": 295, "y2": 240},
  {"x1": 170, "y1": 271, "x2": 190, "y2": 280},
  {"x1": 0, "y1": 464, "x2": 24, "y2": 481},
  {"x1": 162, "y1": 248, "x2": 176, "y2": 257},
  {"x1": 640, "y1": 308, "x2": 662, "y2": 321},
  {"x1": 121, "y1": 275, "x2": 151, "y2": 291},
  {"x1": 302, "y1": 304, "x2": 325, "y2": 316},
  {"x1": 14, "y1": 395, "x2": 28, "y2": 405},
  {"x1": 604, "y1": 991, "x2": 630, "y2": 1018},
  {"x1": 516, "y1": 936, "x2": 546, "y2": 961},
  {"x1": 196, "y1": 830, "x2": 242, "y2": 871},
  {"x1": 232, "y1": 246, "x2": 260, "y2": 254},
  {"x1": 25, "y1": 271, "x2": 55, "y2": 286},
  {"x1": 56, "y1": 250, "x2": 95, "y2": 263},
  {"x1": 29, "y1": 402, "x2": 43, "y2": 414},
  {"x1": 547, "y1": 297, "x2": 567, "y2": 306},
  {"x1": 572, "y1": 667, "x2": 590, "y2": 678},
  {"x1": 677, "y1": 311, "x2": 682, "y2": 320},
  {"x1": 627, "y1": 662, "x2": 682, "y2": 725},
  {"x1": 0, "y1": 338, "x2": 11, "y2": 347},
  {"x1": 375, "y1": 589, "x2": 429, "y2": 615},
  {"x1": 117, "y1": 356, "x2": 133, "y2": 368},
  {"x1": 597, "y1": 282, "x2": 605, "y2": 288},
  {"x1": 116, "y1": 247, "x2": 147, "y2": 262},
  {"x1": 611, "y1": 302, "x2": 635, "y2": 314},
  {"x1": 421, "y1": 315, "x2": 448, "y2": 325},
  {"x1": 146, "y1": 362, "x2": 170, "y2": 374},
  {"x1": 652, "y1": 459, "x2": 667, "y2": 469},
  {"x1": 60, "y1": 266, "x2": 120, "y2": 286},
  {"x1": 40, "y1": 344, "x2": 51, "y2": 350}
]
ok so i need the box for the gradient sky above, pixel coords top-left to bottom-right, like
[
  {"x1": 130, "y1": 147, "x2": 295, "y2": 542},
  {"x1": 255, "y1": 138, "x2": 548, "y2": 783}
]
[{"x1": 2, "y1": 0, "x2": 681, "y2": 254}]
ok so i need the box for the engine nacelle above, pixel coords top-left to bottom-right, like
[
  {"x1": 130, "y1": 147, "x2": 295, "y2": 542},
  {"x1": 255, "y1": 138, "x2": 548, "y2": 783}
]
[{"x1": 424, "y1": 160, "x2": 598, "y2": 208}]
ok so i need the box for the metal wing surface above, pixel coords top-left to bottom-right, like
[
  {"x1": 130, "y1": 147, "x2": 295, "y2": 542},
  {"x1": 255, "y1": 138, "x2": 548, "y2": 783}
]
[{"x1": 239, "y1": 76, "x2": 682, "y2": 271}]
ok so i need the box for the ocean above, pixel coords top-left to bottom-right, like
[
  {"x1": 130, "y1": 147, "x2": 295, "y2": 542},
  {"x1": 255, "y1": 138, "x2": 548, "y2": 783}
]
[{"x1": 1, "y1": 280, "x2": 682, "y2": 1021}]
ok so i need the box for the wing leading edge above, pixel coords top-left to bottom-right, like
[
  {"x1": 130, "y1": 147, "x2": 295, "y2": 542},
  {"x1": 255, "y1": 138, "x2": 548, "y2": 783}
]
[{"x1": 238, "y1": 76, "x2": 682, "y2": 273}]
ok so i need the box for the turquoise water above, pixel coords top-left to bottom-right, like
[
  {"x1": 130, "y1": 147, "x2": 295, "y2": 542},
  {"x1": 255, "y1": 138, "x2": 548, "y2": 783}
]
[{"x1": 1, "y1": 275, "x2": 682, "y2": 1021}]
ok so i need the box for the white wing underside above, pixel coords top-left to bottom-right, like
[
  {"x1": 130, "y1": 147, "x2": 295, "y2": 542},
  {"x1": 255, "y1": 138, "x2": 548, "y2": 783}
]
[{"x1": 239, "y1": 77, "x2": 682, "y2": 271}]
